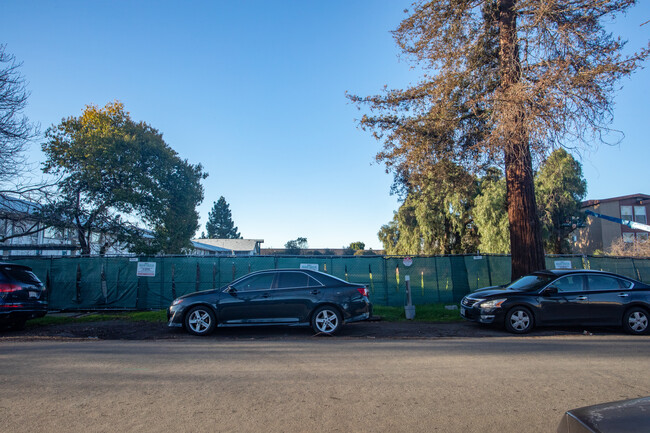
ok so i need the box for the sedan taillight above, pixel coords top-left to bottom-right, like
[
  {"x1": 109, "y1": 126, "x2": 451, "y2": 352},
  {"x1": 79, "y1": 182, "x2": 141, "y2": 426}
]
[
  {"x1": 0, "y1": 283, "x2": 21, "y2": 293},
  {"x1": 357, "y1": 287, "x2": 369, "y2": 297}
]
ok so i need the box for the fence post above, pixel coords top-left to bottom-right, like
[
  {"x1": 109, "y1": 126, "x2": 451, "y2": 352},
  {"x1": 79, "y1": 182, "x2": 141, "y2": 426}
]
[
  {"x1": 434, "y1": 257, "x2": 440, "y2": 303},
  {"x1": 75, "y1": 263, "x2": 82, "y2": 304},
  {"x1": 486, "y1": 255, "x2": 493, "y2": 286},
  {"x1": 195, "y1": 262, "x2": 200, "y2": 292},
  {"x1": 171, "y1": 264, "x2": 176, "y2": 299},
  {"x1": 631, "y1": 258, "x2": 642, "y2": 282},
  {"x1": 101, "y1": 263, "x2": 107, "y2": 304},
  {"x1": 383, "y1": 257, "x2": 389, "y2": 306}
]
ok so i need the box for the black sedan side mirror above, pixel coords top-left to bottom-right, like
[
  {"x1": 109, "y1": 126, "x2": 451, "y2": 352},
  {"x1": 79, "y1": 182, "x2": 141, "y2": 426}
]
[
  {"x1": 226, "y1": 286, "x2": 238, "y2": 296},
  {"x1": 541, "y1": 286, "x2": 558, "y2": 296}
]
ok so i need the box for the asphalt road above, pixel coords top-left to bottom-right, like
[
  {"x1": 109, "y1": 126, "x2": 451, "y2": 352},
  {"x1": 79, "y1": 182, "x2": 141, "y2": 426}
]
[{"x1": 1, "y1": 336, "x2": 649, "y2": 433}]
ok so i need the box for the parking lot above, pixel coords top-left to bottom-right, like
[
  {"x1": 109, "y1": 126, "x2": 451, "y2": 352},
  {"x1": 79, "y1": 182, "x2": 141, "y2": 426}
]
[{"x1": 2, "y1": 333, "x2": 649, "y2": 432}]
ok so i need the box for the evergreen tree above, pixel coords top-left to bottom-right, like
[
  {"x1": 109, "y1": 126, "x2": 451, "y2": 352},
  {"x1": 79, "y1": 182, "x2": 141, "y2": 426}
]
[
  {"x1": 205, "y1": 196, "x2": 241, "y2": 239},
  {"x1": 535, "y1": 149, "x2": 587, "y2": 254},
  {"x1": 472, "y1": 150, "x2": 587, "y2": 254}
]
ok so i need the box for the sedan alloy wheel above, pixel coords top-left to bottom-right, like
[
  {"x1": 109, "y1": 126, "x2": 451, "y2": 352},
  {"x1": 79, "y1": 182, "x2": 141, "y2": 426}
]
[
  {"x1": 185, "y1": 306, "x2": 216, "y2": 336},
  {"x1": 312, "y1": 306, "x2": 342, "y2": 335}
]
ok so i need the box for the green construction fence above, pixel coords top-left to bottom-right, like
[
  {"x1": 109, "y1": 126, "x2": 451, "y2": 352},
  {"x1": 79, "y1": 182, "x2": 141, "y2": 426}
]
[{"x1": 4, "y1": 254, "x2": 649, "y2": 310}]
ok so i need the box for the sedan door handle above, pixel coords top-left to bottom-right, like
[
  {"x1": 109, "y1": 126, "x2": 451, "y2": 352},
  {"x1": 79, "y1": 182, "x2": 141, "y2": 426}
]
[
  {"x1": 261, "y1": 293, "x2": 270, "y2": 298},
  {"x1": 310, "y1": 290, "x2": 320, "y2": 295},
  {"x1": 618, "y1": 293, "x2": 629, "y2": 298},
  {"x1": 575, "y1": 296, "x2": 588, "y2": 301}
]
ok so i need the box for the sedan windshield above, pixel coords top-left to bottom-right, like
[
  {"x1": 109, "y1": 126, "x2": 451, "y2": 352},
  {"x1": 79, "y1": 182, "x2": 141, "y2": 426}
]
[{"x1": 506, "y1": 274, "x2": 556, "y2": 292}]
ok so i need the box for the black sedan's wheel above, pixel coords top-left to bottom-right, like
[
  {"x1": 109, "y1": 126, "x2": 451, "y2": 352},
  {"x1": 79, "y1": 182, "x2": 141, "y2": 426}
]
[
  {"x1": 184, "y1": 306, "x2": 216, "y2": 336},
  {"x1": 505, "y1": 306, "x2": 534, "y2": 334},
  {"x1": 623, "y1": 307, "x2": 649, "y2": 335},
  {"x1": 311, "y1": 306, "x2": 342, "y2": 335}
]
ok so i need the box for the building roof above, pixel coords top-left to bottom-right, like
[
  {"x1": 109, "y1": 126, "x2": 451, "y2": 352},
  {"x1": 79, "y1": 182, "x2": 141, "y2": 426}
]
[
  {"x1": 0, "y1": 194, "x2": 41, "y2": 215},
  {"x1": 191, "y1": 238, "x2": 264, "y2": 252},
  {"x1": 581, "y1": 193, "x2": 650, "y2": 208}
]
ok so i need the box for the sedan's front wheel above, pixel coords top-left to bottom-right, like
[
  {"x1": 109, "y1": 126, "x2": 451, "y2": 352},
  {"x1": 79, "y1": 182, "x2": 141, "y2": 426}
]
[
  {"x1": 311, "y1": 306, "x2": 342, "y2": 335},
  {"x1": 184, "y1": 306, "x2": 216, "y2": 336},
  {"x1": 623, "y1": 307, "x2": 649, "y2": 335},
  {"x1": 505, "y1": 306, "x2": 534, "y2": 334}
]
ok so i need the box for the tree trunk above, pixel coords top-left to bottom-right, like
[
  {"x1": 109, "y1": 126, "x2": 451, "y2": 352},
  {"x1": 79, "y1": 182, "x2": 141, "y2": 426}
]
[
  {"x1": 499, "y1": 0, "x2": 545, "y2": 280},
  {"x1": 76, "y1": 228, "x2": 91, "y2": 256}
]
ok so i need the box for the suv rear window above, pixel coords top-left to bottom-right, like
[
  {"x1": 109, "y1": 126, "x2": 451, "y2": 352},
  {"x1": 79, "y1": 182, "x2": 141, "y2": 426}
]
[{"x1": 0, "y1": 266, "x2": 41, "y2": 284}]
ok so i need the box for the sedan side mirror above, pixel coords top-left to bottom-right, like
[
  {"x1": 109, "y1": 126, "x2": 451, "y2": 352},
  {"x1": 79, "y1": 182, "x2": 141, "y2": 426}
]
[
  {"x1": 226, "y1": 286, "x2": 238, "y2": 296},
  {"x1": 541, "y1": 286, "x2": 558, "y2": 296}
]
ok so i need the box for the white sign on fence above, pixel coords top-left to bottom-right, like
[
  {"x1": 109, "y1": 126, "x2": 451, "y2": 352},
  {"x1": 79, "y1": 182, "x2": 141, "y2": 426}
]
[
  {"x1": 300, "y1": 263, "x2": 319, "y2": 272},
  {"x1": 137, "y1": 262, "x2": 157, "y2": 277},
  {"x1": 554, "y1": 260, "x2": 572, "y2": 270}
]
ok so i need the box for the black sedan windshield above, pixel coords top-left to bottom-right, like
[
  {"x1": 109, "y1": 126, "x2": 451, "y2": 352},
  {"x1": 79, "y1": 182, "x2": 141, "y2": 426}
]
[{"x1": 506, "y1": 273, "x2": 556, "y2": 292}]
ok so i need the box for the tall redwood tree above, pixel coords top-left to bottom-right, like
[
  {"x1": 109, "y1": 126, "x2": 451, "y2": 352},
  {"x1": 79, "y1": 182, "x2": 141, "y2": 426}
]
[{"x1": 350, "y1": 0, "x2": 648, "y2": 279}]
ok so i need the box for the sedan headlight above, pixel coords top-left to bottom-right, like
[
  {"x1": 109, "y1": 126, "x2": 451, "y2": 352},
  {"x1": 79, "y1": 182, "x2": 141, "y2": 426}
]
[
  {"x1": 479, "y1": 298, "x2": 506, "y2": 310},
  {"x1": 171, "y1": 298, "x2": 184, "y2": 306}
]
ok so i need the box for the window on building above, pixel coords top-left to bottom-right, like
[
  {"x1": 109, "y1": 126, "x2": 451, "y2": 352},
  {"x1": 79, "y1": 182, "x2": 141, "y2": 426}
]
[
  {"x1": 44, "y1": 227, "x2": 64, "y2": 240},
  {"x1": 638, "y1": 233, "x2": 649, "y2": 242},
  {"x1": 620, "y1": 206, "x2": 633, "y2": 221},
  {"x1": 634, "y1": 206, "x2": 647, "y2": 225},
  {"x1": 622, "y1": 232, "x2": 635, "y2": 243}
]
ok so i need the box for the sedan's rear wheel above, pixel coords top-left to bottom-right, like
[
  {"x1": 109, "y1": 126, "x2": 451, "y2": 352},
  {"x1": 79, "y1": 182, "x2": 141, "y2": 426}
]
[
  {"x1": 623, "y1": 307, "x2": 649, "y2": 335},
  {"x1": 311, "y1": 306, "x2": 342, "y2": 335},
  {"x1": 184, "y1": 306, "x2": 216, "y2": 336},
  {"x1": 505, "y1": 306, "x2": 534, "y2": 334}
]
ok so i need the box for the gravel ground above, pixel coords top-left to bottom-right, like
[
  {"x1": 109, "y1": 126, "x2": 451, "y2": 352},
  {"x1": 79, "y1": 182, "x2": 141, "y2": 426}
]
[{"x1": 0, "y1": 316, "x2": 625, "y2": 341}]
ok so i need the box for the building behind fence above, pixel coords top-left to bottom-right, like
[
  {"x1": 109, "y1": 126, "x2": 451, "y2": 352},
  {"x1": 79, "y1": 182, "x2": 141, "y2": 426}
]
[{"x1": 4, "y1": 255, "x2": 650, "y2": 310}]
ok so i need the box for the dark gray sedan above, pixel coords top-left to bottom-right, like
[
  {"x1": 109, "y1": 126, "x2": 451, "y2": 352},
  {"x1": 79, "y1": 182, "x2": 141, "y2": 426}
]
[
  {"x1": 460, "y1": 270, "x2": 650, "y2": 334},
  {"x1": 168, "y1": 269, "x2": 372, "y2": 336},
  {"x1": 558, "y1": 396, "x2": 650, "y2": 432}
]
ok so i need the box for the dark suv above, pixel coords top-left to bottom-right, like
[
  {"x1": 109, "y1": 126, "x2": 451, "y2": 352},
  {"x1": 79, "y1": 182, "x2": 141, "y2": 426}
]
[{"x1": 0, "y1": 263, "x2": 47, "y2": 329}]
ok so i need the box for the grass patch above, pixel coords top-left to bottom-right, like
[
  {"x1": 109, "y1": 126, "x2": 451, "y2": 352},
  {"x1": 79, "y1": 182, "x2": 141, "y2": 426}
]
[
  {"x1": 28, "y1": 305, "x2": 462, "y2": 327},
  {"x1": 29, "y1": 310, "x2": 167, "y2": 327},
  {"x1": 374, "y1": 304, "x2": 463, "y2": 322}
]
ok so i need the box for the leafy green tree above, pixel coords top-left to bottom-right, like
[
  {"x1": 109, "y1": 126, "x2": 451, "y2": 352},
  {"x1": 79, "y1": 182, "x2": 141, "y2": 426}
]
[
  {"x1": 42, "y1": 101, "x2": 206, "y2": 255},
  {"x1": 149, "y1": 159, "x2": 206, "y2": 254},
  {"x1": 348, "y1": 241, "x2": 365, "y2": 251},
  {"x1": 205, "y1": 196, "x2": 241, "y2": 239},
  {"x1": 473, "y1": 150, "x2": 587, "y2": 254},
  {"x1": 377, "y1": 161, "x2": 479, "y2": 255},
  {"x1": 535, "y1": 149, "x2": 587, "y2": 254},
  {"x1": 344, "y1": 241, "x2": 366, "y2": 255},
  {"x1": 474, "y1": 169, "x2": 510, "y2": 254},
  {"x1": 284, "y1": 237, "x2": 307, "y2": 255},
  {"x1": 351, "y1": 0, "x2": 648, "y2": 278}
]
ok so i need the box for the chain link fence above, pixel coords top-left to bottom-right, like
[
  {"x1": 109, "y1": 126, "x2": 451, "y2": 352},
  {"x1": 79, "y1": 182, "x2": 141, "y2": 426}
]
[{"x1": 5, "y1": 254, "x2": 649, "y2": 310}]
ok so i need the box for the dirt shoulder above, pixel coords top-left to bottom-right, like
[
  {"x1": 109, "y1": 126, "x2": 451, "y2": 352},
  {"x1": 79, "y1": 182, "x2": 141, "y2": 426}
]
[{"x1": 0, "y1": 318, "x2": 623, "y2": 341}]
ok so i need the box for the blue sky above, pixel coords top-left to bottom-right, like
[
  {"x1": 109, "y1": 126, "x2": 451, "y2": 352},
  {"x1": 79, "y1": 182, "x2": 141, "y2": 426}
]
[{"x1": 3, "y1": 1, "x2": 649, "y2": 250}]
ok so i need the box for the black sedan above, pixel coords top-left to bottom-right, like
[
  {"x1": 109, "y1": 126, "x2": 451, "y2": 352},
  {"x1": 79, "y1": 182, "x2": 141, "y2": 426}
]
[
  {"x1": 168, "y1": 269, "x2": 372, "y2": 336},
  {"x1": 460, "y1": 270, "x2": 650, "y2": 334},
  {"x1": 0, "y1": 262, "x2": 47, "y2": 329}
]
